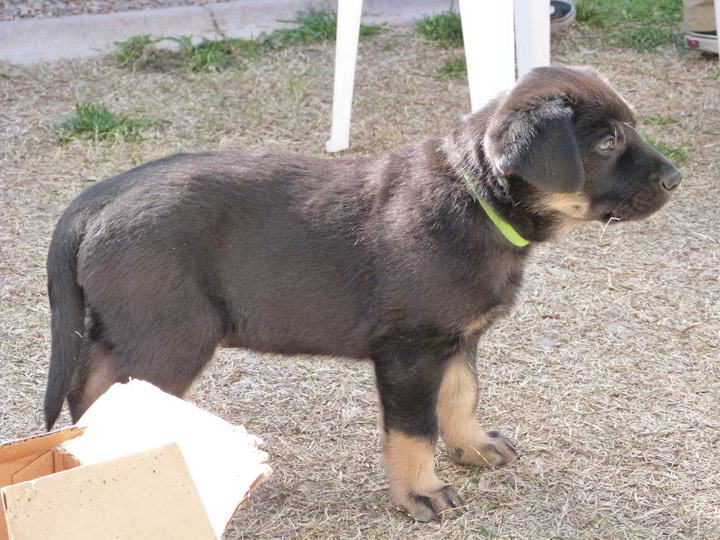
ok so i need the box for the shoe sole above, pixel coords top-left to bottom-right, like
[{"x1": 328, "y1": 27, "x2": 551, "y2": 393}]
[{"x1": 685, "y1": 31, "x2": 718, "y2": 54}]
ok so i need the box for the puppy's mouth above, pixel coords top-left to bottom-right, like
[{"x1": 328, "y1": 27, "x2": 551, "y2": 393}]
[{"x1": 606, "y1": 192, "x2": 670, "y2": 222}]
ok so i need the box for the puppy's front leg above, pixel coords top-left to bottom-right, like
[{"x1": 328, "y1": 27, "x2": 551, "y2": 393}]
[
  {"x1": 373, "y1": 338, "x2": 466, "y2": 521},
  {"x1": 437, "y1": 342, "x2": 518, "y2": 468}
]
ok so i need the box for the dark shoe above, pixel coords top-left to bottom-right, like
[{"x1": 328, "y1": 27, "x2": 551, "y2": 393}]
[{"x1": 550, "y1": 0, "x2": 576, "y2": 33}]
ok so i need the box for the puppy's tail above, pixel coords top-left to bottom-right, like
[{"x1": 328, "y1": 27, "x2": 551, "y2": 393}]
[{"x1": 44, "y1": 212, "x2": 87, "y2": 431}]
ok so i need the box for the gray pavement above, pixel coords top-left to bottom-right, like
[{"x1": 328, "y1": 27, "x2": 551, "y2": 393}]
[{"x1": 0, "y1": 0, "x2": 455, "y2": 65}]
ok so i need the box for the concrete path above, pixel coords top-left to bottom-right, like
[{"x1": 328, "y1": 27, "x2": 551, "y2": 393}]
[{"x1": 0, "y1": 0, "x2": 455, "y2": 65}]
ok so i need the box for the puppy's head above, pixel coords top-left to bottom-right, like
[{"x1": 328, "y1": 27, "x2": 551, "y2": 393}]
[{"x1": 467, "y1": 66, "x2": 681, "y2": 235}]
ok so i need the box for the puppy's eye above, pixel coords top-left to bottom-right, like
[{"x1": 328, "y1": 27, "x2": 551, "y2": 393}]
[{"x1": 597, "y1": 136, "x2": 617, "y2": 153}]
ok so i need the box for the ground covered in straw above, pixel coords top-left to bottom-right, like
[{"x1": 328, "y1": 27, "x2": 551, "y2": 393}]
[{"x1": 1, "y1": 24, "x2": 719, "y2": 539}]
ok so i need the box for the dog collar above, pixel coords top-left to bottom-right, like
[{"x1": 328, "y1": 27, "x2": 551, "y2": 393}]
[{"x1": 461, "y1": 171, "x2": 530, "y2": 247}]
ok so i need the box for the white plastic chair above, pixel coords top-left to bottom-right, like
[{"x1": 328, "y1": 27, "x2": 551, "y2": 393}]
[{"x1": 326, "y1": 0, "x2": 551, "y2": 153}]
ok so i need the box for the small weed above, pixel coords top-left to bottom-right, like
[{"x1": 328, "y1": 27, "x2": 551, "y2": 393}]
[
  {"x1": 643, "y1": 114, "x2": 679, "y2": 126},
  {"x1": 275, "y1": 6, "x2": 385, "y2": 45},
  {"x1": 114, "y1": 35, "x2": 162, "y2": 70},
  {"x1": 173, "y1": 35, "x2": 277, "y2": 71},
  {"x1": 473, "y1": 524, "x2": 495, "y2": 538},
  {"x1": 286, "y1": 77, "x2": 304, "y2": 97},
  {"x1": 276, "y1": 6, "x2": 336, "y2": 44},
  {"x1": 173, "y1": 36, "x2": 239, "y2": 71},
  {"x1": 574, "y1": 0, "x2": 683, "y2": 51},
  {"x1": 436, "y1": 55, "x2": 466, "y2": 80},
  {"x1": 414, "y1": 9, "x2": 463, "y2": 45},
  {"x1": 644, "y1": 134, "x2": 689, "y2": 164},
  {"x1": 466, "y1": 466, "x2": 484, "y2": 486},
  {"x1": 54, "y1": 102, "x2": 168, "y2": 143}
]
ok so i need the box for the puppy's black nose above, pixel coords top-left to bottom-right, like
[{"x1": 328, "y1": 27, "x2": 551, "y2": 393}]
[{"x1": 661, "y1": 169, "x2": 682, "y2": 191}]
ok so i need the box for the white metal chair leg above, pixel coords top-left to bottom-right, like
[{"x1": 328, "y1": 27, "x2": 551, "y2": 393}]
[
  {"x1": 326, "y1": 0, "x2": 363, "y2": 153},
  {"x1": 716, "y1": 0, "x2": 720, "y2": 65},
  {"x1": 514, "y1": 0, "x2": 550, "y2": 77},
  {"x1": 459, "y1": 0, "x2": 516, "y2": 112}
]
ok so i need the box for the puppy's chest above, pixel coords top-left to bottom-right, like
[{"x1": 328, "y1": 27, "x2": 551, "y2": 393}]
[
  {"x1": 454, "y1": 257, "x2": 526, "y2": 337},
  {"x1": 460, "y1": 304, "x2": 511, "y2": 337}
]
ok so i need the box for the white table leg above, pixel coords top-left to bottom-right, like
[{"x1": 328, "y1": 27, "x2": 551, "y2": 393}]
[
  {"x1": 326, "y1": 0, "x2": 363, "y2": 153},
  {"x1": 715, "y1": 0, "x2": 720, "y2": 64},
  {"x1": 459, "y1": 0, "x2": 516, "y2": 112},
  {"x1": 514, "y1": 0, "x2": 550, "y2": 77}
]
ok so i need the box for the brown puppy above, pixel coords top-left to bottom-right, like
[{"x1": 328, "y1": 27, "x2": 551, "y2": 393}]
[{"x1": 44, "y1": 66, "x2": 681, "y2": 521}]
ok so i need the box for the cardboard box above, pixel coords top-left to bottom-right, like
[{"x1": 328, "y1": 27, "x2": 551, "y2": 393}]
[{"x1": 0, "y1": 380, "x2": 272, "y2": 540}]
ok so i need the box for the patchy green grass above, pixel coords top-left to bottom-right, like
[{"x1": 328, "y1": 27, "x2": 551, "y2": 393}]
[
  {"x1": 575, "y1": 0, "x2": 682, "y2": 26},
  {"x1": 414, "y1": 9, "x2": 463, "y2": 45},
  {"x1": 574, "y1": 0, "x2": 683, "y2": 50},
  {"x1": 113, "y1": 6, "x2": 385, "y2": 72},
  {"x1": 275, "y1": 5, "x2": 385, "y2": 45},
  {"x1": 436, "y1": 55, "x2": 466, "y2": 80},
  {"x1": 114, "y1": 34, "x2": 274, "y2": 72},
  {"x1": 644, "y1": 134, "x2": 690, "y2": 164},
  {"x1": 614, "y1": 25, "x2": 684, "y2": 51},
  {"x1": 54, "y1": 102, "x2": 168, "y2": 142},
  {"x1": 173, "y1": 35, "x2": 274, "y2": 71},
  {"x1": 643, "y1": 114, "x2": 679, "y2": 126}
]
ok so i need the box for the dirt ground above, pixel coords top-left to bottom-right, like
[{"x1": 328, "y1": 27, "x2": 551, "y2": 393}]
[{"x1": 1, "y1": 24, "x2": 719, "y2": 539}]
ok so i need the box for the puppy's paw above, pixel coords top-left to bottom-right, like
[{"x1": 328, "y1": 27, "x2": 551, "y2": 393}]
[
  {"x1": 450, "y1": 430, "x2": 518, "y2": 467},
  {"x1": 393, "y1": 484, "x2": 466, "y2": 521}
]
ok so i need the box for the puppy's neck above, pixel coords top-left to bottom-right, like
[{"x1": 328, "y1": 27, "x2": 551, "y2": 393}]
[{"x1": 460, "y1": 170, "x2": 529, "y2": 248}]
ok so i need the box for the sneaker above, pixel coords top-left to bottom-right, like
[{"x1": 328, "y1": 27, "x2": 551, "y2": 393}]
[{"x1": 685, "y1": 30, "x2": 718, "y2": 54}]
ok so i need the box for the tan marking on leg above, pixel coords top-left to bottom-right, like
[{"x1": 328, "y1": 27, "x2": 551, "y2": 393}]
[
  {"x1": 383, "y1": 429, "x2": 465, "y2": 521},
  {"x1": 383, "y1": 430, "x2": 442, "y2": 496},
  {"x1": 438, "y1": 355, "x2": 517, "y2": 467}
]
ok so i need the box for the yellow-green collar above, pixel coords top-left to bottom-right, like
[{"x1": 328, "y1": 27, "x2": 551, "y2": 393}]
[{"x1": 461, "y1": 171, "x2": 530, "y2": 247}]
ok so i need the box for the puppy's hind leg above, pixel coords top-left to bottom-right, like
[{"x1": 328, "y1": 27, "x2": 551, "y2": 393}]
[
  {"x1": 67, "y1": 297, "x2": 224, "y2": 422},
  {"x1": 66, "y1": 336, "x2": 116, "y2": 423}
]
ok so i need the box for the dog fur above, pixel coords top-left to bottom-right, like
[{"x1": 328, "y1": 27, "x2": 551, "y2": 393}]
[{"x1": 44, "y1": 66, "x2": 681, "y2": 520}]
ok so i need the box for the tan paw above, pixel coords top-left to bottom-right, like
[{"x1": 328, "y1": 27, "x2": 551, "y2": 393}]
[
  {"x1": 393, "y1": 484, "x2": 466, "y2": 521},
  {"x1": 449, "y1": 430, "x2": 518, "y2": 467}
]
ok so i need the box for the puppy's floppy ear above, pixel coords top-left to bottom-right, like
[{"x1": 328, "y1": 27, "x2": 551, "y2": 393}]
[{"x1": 484, "y1": 98, "x2": 584, "y2": 193}]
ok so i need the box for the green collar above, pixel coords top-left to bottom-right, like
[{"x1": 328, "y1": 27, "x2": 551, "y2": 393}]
[{"x1": 461, "y1": 171, "x2": 530, "y2": 247}]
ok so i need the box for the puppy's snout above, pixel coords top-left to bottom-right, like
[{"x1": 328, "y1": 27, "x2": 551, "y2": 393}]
[{"x1": 660, "y1": 168, "x2": 682, "y2": 192}]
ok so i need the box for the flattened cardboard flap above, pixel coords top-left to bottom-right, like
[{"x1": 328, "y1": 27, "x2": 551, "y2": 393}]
[
  {"x1": 0, "y1": 426, "x2": 83, "y2": 465},
  {"x1": 3, "y1": 443, "x2": 216, "y2": 540}
]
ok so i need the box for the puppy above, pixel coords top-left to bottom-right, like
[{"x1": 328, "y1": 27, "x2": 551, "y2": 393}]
[{"x1": 44, "y1": 66, "x2": 680, "y2": 521}]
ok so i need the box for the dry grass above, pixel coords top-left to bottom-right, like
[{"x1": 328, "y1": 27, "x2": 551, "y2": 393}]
[{"x1": 1, "y1": 25, "x2": 719, "y2": 539}]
